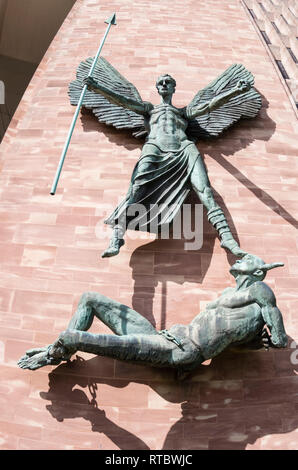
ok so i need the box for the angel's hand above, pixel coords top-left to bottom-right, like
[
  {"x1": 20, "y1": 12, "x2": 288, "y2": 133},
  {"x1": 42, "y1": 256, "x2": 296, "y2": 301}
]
[
  {"x1": 236, "y1": 79, "x2": 251, "y2": 93},
  {"x1": 83, "y1": 76, "x2": 99, "y2": 90}
]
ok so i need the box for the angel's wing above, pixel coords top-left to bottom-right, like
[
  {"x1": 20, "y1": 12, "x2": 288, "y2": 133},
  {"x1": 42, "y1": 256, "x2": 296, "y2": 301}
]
[
  {"x1": 186, "y1": 64, "x2": 262, "y2": 141},
  {"x1": 68, "y1": 57, "x2": 147, "y2": 138}
]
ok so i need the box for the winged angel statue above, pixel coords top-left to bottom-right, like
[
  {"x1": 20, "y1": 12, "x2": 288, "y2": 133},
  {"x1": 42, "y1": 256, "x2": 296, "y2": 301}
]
[{"x1": 69, "y1": 58, "x2": 261, "y2": 258}]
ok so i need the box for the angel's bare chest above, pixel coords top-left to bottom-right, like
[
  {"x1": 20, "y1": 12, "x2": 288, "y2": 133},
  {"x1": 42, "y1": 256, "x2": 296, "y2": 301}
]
[
  {"x1": 147, "y1": 105, "x2": 188, "y2": 133},
  {"x1": 144, "y1": 105, "x2": 189, "y2": 151}
]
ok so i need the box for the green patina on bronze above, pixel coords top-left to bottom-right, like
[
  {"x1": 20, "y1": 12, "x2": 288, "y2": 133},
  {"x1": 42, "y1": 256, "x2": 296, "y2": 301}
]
[
  {"x1": 68, "y1": 58, "x2": 262, "y2": 258},
  {"x1": 18, "y1": 255, "x2": 287, "y2": 379},
  {"x1": 50, "y1": 15, "x2": 116, "y2": 195}
]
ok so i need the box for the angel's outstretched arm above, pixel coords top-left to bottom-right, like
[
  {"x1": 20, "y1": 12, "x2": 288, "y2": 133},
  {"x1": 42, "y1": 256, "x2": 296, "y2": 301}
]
[
  {"x1": 84, "y1": 77, "x2": 153, "y2": 116},
  {"x1": 186, "y1": 79, "x2": 250, "y2": 120}
]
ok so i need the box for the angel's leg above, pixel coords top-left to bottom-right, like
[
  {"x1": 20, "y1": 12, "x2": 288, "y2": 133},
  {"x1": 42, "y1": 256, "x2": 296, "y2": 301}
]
[
  {"x1": 102, "y1": 161, "x2": 155, "y2": 258},
  {"x1": 101, "y1": 186, "x2": 147, "y2": 258},
  {"x1": 190, "y1": 157, "x2": 246, "y2": 257}
]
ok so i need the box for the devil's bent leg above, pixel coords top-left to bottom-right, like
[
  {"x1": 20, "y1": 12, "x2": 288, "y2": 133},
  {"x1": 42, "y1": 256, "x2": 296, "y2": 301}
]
[
  {"x1": 18, "y1": 293, "x2": 159, "y2": 371},
  {"x1": 67, "y1": 292, "x2": 157, "y2": 336}
]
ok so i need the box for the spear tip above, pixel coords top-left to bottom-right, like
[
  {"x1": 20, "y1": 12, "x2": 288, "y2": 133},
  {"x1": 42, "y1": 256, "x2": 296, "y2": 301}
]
[{"x1": 105, "y1": 13, "x2": 117, "y2": 25}]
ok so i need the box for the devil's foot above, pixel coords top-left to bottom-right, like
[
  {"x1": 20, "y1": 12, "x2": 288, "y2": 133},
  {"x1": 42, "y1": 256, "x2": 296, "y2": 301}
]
[
  {"x1": 101, "y1": 238, "x2": 125, "y2": 258},
  {"x1": 22, "y1": 346, "x2": 50, "y2": 357},
  {"x1": 18, "y1": 337, "x2": 74, "y2": 370},
  {"x1": 221, "y1": 238, "x2": 247, "y2": 257},
  {"x1": 18, "y1": 348, "x2": 62, "y2": 370}
]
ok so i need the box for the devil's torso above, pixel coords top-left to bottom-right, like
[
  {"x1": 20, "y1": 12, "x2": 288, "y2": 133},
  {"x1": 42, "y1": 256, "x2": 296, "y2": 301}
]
[
  {"x1": 188, "y1": 301, "x2": 264, "y2": 359},
  {"x1": 144, "y1": 104, "x2": 191, "y2": 152}
]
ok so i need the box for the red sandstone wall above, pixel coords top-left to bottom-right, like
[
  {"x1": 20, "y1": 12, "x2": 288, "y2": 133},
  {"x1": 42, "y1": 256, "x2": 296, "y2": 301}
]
[{"x1": 0, "y1": 0, "x2": 297, "y2": 450}]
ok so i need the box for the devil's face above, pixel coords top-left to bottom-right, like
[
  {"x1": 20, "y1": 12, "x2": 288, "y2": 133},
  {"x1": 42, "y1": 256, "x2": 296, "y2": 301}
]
[{"x1": 230, "y1": 254, "x2": 265, "y2": 276}]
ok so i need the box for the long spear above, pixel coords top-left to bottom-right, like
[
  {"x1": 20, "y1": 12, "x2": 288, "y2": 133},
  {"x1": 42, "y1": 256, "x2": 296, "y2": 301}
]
[{"x1": 50, "y1": 13, "x2": 117, "y2": 195}]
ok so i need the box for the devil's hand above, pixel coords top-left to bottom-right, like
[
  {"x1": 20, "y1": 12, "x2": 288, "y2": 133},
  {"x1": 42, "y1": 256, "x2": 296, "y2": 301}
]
[{"x1": 261, "y1": 324, "x2": 272, "y2": 350}]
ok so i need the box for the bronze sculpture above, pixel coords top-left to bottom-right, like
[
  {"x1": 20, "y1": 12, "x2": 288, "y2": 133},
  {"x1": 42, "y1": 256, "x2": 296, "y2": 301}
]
[
  {"x1": 68, "y1": 59, "x2": 262, "y2": 258},
  {"x1": 18, "y1": 254, "x2": 287, "y2": 378},
  {"x1": 19, "y1": 55, "x2": 288, "y2": 386}
]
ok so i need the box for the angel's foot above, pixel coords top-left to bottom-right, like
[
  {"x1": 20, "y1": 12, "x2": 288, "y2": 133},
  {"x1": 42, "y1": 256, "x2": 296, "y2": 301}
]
[
  {"x1": 220, "y1": 237, "x2": 247, "y2": 257},
  {"x1": 207, "y1": 208, "x2": 247, "y2": 258},
  {"x1": 101, "y1": 237, "x2": 125, "y2": 258}
]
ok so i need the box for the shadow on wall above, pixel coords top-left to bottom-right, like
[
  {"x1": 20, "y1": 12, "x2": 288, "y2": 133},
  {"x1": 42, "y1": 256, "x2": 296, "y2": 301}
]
[
  {"x1": 40, "y1": 339, "x2": 297, "y2": 450},
  {"x1": 199, "y1": 93, "x2": 297, "y2": 230},
  {"x1": 128, "y1": 188, "x2": 238, "y2": 328}
]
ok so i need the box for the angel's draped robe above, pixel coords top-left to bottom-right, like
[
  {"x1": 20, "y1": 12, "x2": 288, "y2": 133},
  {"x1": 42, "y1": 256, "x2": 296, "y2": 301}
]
[{"x1": 104, "y1": 105, "x2": 202, "y2": 233}]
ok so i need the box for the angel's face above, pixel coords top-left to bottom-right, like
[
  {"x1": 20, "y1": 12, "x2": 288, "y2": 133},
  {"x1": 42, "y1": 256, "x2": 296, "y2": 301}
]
[{"x1": 156, "y1": 75, "x2": 176, "y2": 97}]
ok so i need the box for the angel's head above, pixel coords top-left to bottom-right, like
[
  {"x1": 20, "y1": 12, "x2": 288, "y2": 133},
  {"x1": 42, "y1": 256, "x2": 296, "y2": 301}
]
[{"x1": 156, "y1": 74, "x2": 176, "y2": 97}]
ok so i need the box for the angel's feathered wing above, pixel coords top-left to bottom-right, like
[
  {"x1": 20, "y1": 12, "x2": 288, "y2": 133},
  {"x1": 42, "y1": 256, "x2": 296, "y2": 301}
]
[
  {"x1": 68, "y1": 57, "x2": 147, "y2": 138},
  {"x1": 186, "y1": 64, "x2": 262, "y2": 141}
]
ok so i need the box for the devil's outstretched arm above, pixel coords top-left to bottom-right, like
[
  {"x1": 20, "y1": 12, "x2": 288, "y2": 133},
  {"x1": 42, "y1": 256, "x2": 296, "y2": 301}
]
[
  {"x1": 261, "y1": 305, "x2": 288, "y2": 348},
  {"x1": 251, "y1": 282, "x2": 287, "y2": 347}
]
